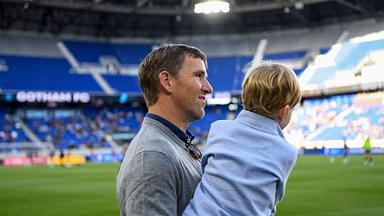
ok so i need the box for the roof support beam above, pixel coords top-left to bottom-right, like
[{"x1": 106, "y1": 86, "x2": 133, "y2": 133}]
[
  {"x1": 2, "y1": 0, "x2": 334, "y2": 15},
  {"x1": 334, "y1": 0, "x2": 369, "y2": 15}
]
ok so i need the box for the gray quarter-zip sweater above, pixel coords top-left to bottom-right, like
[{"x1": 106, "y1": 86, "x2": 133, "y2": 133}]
[{"x1": 117, "y1": 117, "x2": 202, "y2": 216}]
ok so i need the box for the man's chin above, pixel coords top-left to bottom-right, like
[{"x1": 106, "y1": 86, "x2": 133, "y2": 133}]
[
  {"x1": 194, "y1": 111, "x2": 205, "y2": 120},
  {"x1": 200, "y1": 109, "x2": 206, "y2": 117}
]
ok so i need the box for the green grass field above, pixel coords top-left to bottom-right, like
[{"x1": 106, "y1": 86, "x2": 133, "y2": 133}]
[
  {"x1": 277, "y1": 155, "x2": 384, "y2": 216},
  {"x1": 1, "y1": 155, "x2": 383, "y2": 216}
]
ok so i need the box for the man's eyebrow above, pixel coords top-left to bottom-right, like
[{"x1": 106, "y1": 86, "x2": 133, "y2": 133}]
[{"x1": 193, "y1": 70, "x2": 208, "y2": 77}]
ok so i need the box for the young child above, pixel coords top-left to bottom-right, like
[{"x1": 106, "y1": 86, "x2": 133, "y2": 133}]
[{"x1": 183, "y1": 63, "x2": 302, "y2": 216}]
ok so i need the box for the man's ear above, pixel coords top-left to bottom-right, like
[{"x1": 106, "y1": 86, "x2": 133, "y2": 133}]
[{"x1": 159, "y1": 71, "x2": 173, "y2": 94}]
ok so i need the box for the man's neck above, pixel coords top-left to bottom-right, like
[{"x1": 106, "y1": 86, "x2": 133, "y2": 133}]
[{"x1": 148, "y1": 105, "x2": 188, "y2": 132}]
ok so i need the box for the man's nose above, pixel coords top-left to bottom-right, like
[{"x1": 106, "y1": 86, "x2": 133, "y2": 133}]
[{"x1": 202, "y1": 79, "x2": 213, "y2": 94}]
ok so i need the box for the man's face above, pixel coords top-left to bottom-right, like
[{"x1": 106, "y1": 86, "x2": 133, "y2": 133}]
[{"x1": 171, "y1": 56, "x2": 213, "y2": 123}]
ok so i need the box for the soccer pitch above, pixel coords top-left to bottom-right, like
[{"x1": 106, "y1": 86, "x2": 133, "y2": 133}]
[{"x1": 0, "y1": 155, "x2": 383, "y2": 216}]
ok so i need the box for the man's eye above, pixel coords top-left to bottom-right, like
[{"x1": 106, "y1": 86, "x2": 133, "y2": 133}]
[{"x1": 196, "y1": 73, "x2": 204, "y2": 79}]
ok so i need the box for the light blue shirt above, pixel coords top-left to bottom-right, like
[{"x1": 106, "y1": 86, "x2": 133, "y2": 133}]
[{"x1": 183, "y1": 110, "x2": 298, "y2": 216}]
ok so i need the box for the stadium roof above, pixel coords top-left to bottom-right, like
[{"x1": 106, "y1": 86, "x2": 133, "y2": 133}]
[{"x1": 1, "y1": 0, "x2": 384, "y2": 39}]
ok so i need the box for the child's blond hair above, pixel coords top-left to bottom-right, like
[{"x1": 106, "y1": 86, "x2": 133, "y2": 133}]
[{"x1": 242, "y1": 63, "x2": 301, "y2": 119}]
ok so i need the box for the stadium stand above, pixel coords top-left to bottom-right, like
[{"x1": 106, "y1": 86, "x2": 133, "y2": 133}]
[
  {"x1": 0, "y1": 38, "x2": 312, "y2": 95},
  {"x1": 303, "y1": 38, "x2": 384, "y2": 87},
  {"x1": 0, "y1": 55, "x2": 103, "y2": 92},
  {"x1": 1, "y1": 20, "x2": 384, "y2": 161}
]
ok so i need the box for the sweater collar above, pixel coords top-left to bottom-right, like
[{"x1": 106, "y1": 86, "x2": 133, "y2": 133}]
[{"x1": 146, "y1": 113, "x2": 194, "y2": 144}]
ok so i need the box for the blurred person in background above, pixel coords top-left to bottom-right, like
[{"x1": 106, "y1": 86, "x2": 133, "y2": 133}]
[
  {"x1": 116, "y1": 44, "x2": 213, "y2": 216},
  {"x1": 363, "y1": 136, "x2": 373, "y2": 166},
  {"x1": 183, "y1": 63, "x2": 301, "y2": 216},
  {"x1": 342, "y1": 137, "x2": 350, "y2": 164}
]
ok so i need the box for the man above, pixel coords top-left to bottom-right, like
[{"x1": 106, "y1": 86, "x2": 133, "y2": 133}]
[{"x1": 116, "y1": 44, "x2": 213, "y2": 216}]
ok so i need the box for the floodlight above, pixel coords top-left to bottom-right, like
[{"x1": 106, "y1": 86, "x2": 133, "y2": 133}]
[
  {"x1": 194, "y1": 0, "x2": 230, "y2": 14},
  {"x1": 294, "y1": 2, "x2": 304, "y2": 10}
]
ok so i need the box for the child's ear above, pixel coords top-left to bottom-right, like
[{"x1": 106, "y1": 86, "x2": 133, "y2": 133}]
[
  {"x1": 278, "y1": 105, "x2": 290, "y2": 121},
  {"x1": 159, "y1": 71, "x2": 173, "y2": 94},
  {"x1": 277, "y1": 104, "x2": 290, "y2": 128}
]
